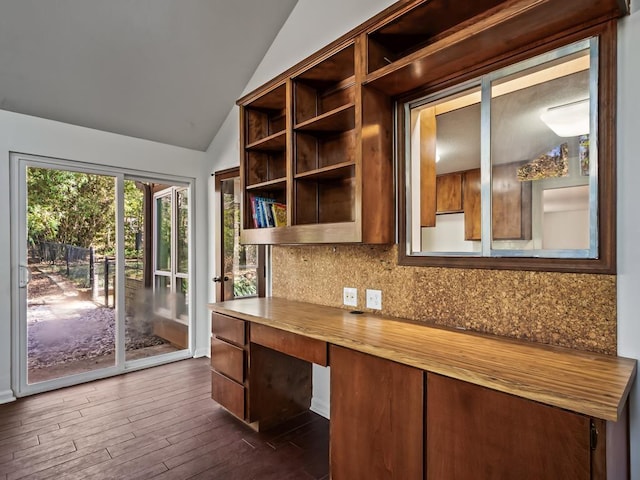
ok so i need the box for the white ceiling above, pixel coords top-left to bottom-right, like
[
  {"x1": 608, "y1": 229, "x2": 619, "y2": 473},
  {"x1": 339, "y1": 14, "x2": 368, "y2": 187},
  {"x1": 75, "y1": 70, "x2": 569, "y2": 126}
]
[{"x1": 0, "y1": 0, "x2": 298, "y2": 151}]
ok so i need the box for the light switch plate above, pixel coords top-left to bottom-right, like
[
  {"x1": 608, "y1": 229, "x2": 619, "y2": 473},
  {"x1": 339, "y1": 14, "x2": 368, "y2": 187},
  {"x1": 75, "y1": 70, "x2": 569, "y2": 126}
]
[
  {"x1": 343, "y1": 287, "x2": 357, "y2": 307},
  {"x1": 366, "y1": 289, "x2": 382, "y2": 310}
]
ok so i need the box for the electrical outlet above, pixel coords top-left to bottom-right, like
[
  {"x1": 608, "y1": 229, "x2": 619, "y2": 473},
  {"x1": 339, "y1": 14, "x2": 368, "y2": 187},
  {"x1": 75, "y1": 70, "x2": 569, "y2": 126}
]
[
  {"x1": 343, "y1": 287, "x2": 357, "y2": 307},
  {"x1": 366, "y1": 289, "x2": 382, "y2": 310}
]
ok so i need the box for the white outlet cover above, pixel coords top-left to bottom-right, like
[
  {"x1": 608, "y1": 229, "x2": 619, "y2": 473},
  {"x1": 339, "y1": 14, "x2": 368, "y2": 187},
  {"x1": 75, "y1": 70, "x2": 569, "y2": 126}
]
[
  {"x1": 343, "y1": 287, "x2": 357, "y2": 307},
  {"x1": 366, "y1": 289, "x2": 382, "y2": 310}
]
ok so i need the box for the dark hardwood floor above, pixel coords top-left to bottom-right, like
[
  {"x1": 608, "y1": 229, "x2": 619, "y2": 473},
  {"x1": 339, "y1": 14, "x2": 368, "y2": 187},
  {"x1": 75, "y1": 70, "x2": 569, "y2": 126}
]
[{"x1": 0, "y1": 358, "x2": 329, "y2": 480}]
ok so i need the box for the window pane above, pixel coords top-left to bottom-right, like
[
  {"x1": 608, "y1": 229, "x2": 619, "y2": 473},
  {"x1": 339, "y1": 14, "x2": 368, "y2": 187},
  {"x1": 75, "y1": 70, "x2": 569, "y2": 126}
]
[
  {"x1": 490, "y1": 47, "x2": 592, "y2": 251},
  {"x1": 154, "y1": 275, "x2": 171, "y2": 312},
  {"x1": 156, "y1": 195, "x2": 171, "y2": 270},
  {"x1": 176, "y1": 277, "x2": 188, "y2": 321},
  {"x1": 409, "y1": 86, "x2": 481, "y2": 253},
  {"x1": 177, "y1": 189, "x2": 188, "y2": 274},
  {"x1": 222, "y1": 177, "x2": 258, "y2": 298}
]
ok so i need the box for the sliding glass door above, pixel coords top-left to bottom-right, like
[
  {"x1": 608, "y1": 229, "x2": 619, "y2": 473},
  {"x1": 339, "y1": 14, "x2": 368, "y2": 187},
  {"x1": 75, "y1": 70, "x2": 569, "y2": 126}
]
[{"x1": 11, "y1": 154, "x2": 193, "y2": 396}]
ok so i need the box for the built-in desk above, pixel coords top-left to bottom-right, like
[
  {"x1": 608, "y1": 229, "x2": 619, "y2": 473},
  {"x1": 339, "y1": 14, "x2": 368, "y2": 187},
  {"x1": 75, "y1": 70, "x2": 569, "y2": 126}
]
[{"x1": 209, "y1": 297, "x2": 637, "y2": 479}]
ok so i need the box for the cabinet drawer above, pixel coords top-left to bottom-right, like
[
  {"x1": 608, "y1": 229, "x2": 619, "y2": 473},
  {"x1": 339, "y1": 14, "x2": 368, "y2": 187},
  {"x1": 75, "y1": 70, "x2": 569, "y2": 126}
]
[
  {"x1": 212, "y1": 313, "x2": 246, "y2": 346},
  {"x1": 211, "y1": 338, "x2": 245, "y2": 384},
  {"x1": 251, "y1": 323, "x2": 328, "y2": 366},
  {"x1": 211, "y1": 370, "x2": 245, "y2": 419}
]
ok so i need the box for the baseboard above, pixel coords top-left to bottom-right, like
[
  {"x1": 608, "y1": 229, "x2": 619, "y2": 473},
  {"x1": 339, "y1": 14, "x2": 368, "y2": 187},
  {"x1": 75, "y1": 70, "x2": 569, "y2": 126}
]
[
  {"x1": 193, "y1": 347, "x2": 209, "y2": 358},
  {"x1": 0, "y1": 390, "x2": 16, "y2": 404},
  {"x1": 310, "y1": 396, "x2": 330, "y2": 419}
]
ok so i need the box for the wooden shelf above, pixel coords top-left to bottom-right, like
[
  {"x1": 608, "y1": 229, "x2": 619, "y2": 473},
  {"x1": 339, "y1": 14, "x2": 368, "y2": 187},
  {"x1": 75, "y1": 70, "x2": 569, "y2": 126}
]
[
  {"x1": 246, "y1": 130, "x2": 286, "y2": 151},
  {"x1": 364, "y1": 0, "x2": 629, "y2": 96},
  {"x1": 296, "y1": 45, "x2": 355, "y2": 86},
  {"x1": 367, "y1": 0, "x2": 508, "y2": 74},
  {"x1": 245, "y1": 178, "x2": 287, "y2": 191},
  {"x1": 294, "y1": 104, "x2": 355, "y2": 133},
  {"x1": 295, "y1": 162, "x2": 354, "y2": 181},
  {"x1": 247, "y1": 83, "x2": 287, "y2": 110}
]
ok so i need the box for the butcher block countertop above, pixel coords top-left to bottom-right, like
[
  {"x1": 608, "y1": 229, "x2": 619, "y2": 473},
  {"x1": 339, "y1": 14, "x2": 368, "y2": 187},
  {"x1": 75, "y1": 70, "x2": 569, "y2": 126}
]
[{"x1": 209, "y1": 297, "x2": 636, "y2": 422}]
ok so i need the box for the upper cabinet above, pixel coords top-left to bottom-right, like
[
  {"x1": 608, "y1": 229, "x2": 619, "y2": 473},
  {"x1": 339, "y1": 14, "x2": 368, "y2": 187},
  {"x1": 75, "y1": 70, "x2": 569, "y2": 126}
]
[
  {"x1": 237, "y1": 0, "x2": 628, "y2": 255},
  {"x1": 239, "y1": 39, "x2": 393, "y2": 245},
  {"x1": 242, "y1": 82, "x2": 287, "y2": 210}
]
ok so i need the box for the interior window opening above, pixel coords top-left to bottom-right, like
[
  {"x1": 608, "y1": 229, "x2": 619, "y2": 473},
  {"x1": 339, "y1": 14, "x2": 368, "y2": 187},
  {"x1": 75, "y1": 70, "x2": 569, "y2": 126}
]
[{"x1": 406, "y1": 38, "x2": 596, "y2": 260}]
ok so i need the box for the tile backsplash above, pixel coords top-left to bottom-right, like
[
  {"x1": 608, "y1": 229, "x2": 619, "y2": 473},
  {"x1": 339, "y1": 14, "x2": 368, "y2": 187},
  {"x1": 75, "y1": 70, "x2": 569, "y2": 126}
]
[{"x1": 272, "y1": 244, "x2": 616, "y2": 355}]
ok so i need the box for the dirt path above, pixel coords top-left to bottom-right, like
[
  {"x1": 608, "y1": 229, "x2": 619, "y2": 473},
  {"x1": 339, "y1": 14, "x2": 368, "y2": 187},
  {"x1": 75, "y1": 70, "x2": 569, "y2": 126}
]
[{"x1": 27, "y1": 266, "x2": 169, "y2": 379}]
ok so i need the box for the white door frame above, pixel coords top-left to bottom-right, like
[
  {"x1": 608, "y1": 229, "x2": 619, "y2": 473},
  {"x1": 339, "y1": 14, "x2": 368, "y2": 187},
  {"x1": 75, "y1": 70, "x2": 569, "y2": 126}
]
[{"x1": 10, "y1": 153, "x2": 195, "y2": 397}]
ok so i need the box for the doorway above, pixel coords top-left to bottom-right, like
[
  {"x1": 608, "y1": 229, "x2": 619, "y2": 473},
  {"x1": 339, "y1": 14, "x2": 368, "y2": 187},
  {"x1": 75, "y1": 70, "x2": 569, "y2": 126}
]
[
  {"x1": 11, "y1": 154, "x2": 194, "y2": 396},
  {"x1": 214, "y1": 168, "x2": 264, "y2": 301}
]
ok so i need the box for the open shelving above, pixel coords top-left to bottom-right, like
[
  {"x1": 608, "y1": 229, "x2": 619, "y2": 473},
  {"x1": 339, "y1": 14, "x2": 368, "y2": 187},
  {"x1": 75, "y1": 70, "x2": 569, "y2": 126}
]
[
  {"x1": 241, "y1": 82, "x2": 288, "y2": 232},
  {"x1": 291, "y1": 44, "x2": 358, "y2": 230},
  {"x1": 236, "y1": 0, "x2": 626, "y2": 246},
  {"x1": 366, "y1": 0, "x2": 509, "y2": 75},
  {"x1": 237, "y1": 33, "x2": 395, "y2": 244}
]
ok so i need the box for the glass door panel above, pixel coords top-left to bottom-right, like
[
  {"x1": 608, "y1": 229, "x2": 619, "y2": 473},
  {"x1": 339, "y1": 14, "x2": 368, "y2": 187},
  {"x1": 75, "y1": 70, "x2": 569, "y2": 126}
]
[
  {"x1": 13, "y1": 154, "x2": 194, "y2": 397},
  {"x1": 156, "y1": 194, "x2": 172, "y2": 271},
  {"x1": 125, "y1": 182, "x2": 189, "y2": 361},
  {"x1": 220, "y1": 176, "x2": 260, "y2": 300},
  {"x1": 25, "y1": 166, "x2": 117, "y2": 384}
]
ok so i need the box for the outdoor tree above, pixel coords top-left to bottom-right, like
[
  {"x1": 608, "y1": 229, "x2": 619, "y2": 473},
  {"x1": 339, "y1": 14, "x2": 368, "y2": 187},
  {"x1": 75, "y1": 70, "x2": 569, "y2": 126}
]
[{"x1": 27, "y1": 168, "x2": 143, "y2": 257}]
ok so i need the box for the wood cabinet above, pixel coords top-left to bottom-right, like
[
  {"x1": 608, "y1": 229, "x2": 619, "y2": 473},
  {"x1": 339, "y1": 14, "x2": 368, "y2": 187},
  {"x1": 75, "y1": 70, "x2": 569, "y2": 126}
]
[
  {"x1": 364, "y1": 0, "x2": 627, "y2": 97},
  {"x1": 210, "y1": 313, "x2": 247, "y2": 420},
  {"x1": 427, "y1": 373, "x2": 594, "y2": 479},
  {"x1": 463, "y1": 165, "x2": 532, "y2": 241},
  {"x1": 211, "y1": 298, "x2": 635, "y2": 480},
  {"x1": 330, "y1": 345, "x2": 423, "y2": 480},
  {"x1": 241, "y1": 82, "x2": 288, "y2": 232},
  {"x1": 238, "y1": 38, "x2": 393, "y2": 245},
  {"x1": 436, "y1": 172, "x2": 463, "y2": 214},
  {"x1": 293, "y1": 43, "x2": 356, "y2": 227},
  {"x1": 366, "y1": 0, "x2": 510, "y2": 76},
  {"x1": 463, "y1": 168, "x2": 482, "y2": 240},
  {"x1": 210, "y1": 313, "x2": 322, "y2": 431}
]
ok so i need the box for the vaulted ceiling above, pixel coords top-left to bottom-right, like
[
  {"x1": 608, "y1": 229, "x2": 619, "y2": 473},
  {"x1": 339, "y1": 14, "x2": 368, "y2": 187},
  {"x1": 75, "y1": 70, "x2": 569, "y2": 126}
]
[{"x1": 0, "y1": 0, "x2": 298, "y2": 150}]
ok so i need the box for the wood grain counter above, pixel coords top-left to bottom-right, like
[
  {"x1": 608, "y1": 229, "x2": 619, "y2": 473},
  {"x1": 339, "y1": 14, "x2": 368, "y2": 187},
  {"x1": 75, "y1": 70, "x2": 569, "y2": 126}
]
[{"x1": 209, "y1": 297, "x2": 636, "y2": 422}]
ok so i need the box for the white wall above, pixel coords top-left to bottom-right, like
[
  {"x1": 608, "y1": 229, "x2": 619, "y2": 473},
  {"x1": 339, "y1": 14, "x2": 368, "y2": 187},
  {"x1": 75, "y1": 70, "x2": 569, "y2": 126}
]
[
  {"x1": 617, "y1": 6, "x2": 640, "y2": 479},
  {"x1": 0, "y1": 109, "x2": 211, "y2": 403}
]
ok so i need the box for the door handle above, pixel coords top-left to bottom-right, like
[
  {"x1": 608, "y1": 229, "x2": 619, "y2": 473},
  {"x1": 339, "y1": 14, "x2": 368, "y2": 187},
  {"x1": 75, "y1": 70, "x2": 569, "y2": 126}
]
[
  {"x1": 212, "y1": 276, "x2": 230, "y2": 283},
  {"x1": 19, "y1": 265, "x2": 31, "y2": 288}
]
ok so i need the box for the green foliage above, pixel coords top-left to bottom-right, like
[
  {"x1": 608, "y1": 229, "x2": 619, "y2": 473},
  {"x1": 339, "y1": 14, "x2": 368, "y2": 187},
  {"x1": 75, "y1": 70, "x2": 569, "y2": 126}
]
[
  {"x1": 27, "y1": 168, "x2": 115, "y2": 253},
  {"x1": 233, "y1": 275, "x2": 257, "y2": 297},
  {"x1": 27, "y1": 168, "x2": 145, "y2": 257},
  {"x1": 123, "y1": 180, "x2": 144, "y2": 258}
]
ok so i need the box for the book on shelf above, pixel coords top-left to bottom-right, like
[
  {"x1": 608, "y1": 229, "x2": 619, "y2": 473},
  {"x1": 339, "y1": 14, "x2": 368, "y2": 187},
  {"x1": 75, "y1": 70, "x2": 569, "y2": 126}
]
[
  {"x1": 261, "y1": 197, "x2": 276, "y2": 227},
  {"x1": 271, "y1": 202, "x2": 287, "y2": 227},
  {"x1": 250, "y1": 196, "x2": 287, "y2": 228},
  {"x1": 249, "y1": 194, "x2": 260, "y2": 228}
]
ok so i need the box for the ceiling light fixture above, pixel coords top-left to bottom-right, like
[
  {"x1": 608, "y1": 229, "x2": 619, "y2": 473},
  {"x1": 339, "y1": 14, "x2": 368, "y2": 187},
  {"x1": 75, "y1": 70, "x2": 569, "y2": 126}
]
[{"x1": 540, "y1": 99, "x2": 590, "y2": 137}]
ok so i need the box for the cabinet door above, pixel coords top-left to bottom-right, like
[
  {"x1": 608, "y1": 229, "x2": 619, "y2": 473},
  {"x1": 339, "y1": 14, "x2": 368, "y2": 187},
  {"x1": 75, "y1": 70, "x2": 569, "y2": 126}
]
[
  {"x1": 463, "y1": 168, "x2": 482, "y2": 240},
  {"x1": 436, "y1": 172, "x2": 463, "y2": 213},
  {"x1": 463, "y1": 166, "x2": 532, "y2": 241},
  {"x1": 330, "y1": 345, "x2": 423, "y2": 480},
  {"x1": 426, "y1": 373, "x2": 591, "y2": 480},
  {"x1": 492, "y1": 162, "x2": 532, "y2": 240}
]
